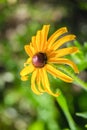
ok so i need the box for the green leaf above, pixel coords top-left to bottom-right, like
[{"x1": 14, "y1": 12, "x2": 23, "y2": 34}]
[
  {"x1": 85, "y1": 124, "x2": 87, "y2": 128},
  {"x1": 28, "y1": 120, "x2": 44, "y2": 130},
  {"x1": 76, "y1": 112, "x2": 87, "y2": 119}
]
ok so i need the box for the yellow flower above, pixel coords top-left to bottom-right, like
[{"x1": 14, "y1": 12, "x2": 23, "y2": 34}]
[{"x1": 20, "y1": 25, "x2": 79, "y2": 96}]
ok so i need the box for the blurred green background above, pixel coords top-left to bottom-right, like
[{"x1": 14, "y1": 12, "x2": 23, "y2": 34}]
[{"x1": 0, "y1": 0, "x2": 87, "y2": 130}]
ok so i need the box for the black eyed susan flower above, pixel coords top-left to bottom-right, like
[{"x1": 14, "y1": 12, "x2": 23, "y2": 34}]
[{"x1": 20, "y1": 25, "x2": 79, "y2": 96}]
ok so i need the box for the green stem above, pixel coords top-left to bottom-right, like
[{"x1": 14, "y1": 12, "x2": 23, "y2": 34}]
[
  {"x1": 59, "y1": 66, "x2": 87, "y2": 91},
  {"x1": 56, "y1": 90, "x2": 77, "y2": 130}
]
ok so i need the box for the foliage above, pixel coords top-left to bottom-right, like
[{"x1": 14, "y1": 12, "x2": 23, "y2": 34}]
[{"x1": 0, "y1": 0, "x2": 87, "y2": 130}]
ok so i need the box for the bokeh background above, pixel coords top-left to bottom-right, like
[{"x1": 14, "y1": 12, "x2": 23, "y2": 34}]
[{"x1": 0, "y1": 0, "x2": 87, "y2": 130}]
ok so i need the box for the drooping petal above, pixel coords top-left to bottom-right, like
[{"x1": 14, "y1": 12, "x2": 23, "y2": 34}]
[
  {"x1": 36, "y1": 69, "x2": 45, "y2": 92},
  {"x1": 20, "y1": 64, "x2": 34, "y2": 76},
  {"x1": 21, "y1": 76, "x2": 28, "y2": 81},
  {"x1": 54, "y1": 47, "x2": 79, "y2": 57},
  {"x1": 46, "y1": 64, "x2": 73, "y2": 83},
  {"x1": 48, "y1": 58, "x2": 79, "y2": 73},
  {"x1": 47, "y1": 27, "x2": 68, "y2": 49},
  {"x1": 51, "y1": 35, "x2": 76, "y2": 50},
  {"x1": 31, "y1": 70, "x2": 42, "y2": 95},
  {"x1": 40, "y1": 25, "x2": 50, "y2": 51},
  {"x1": 24, "y1": 45, "x2": 34, "y2": 57},
  {"x1": 41, "y1": 68, "x2": 59, "y2": 96},
  {"x1": 38, "y1": 80, "x2": 45, "y2": 93}
]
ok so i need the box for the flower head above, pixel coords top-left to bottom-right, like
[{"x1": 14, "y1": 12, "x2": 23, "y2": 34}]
[{"x1": 20, "y1": 25, "x2": 79, "y2": 96}]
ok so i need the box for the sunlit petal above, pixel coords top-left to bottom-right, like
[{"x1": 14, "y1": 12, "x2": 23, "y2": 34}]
[
  {"x1": 36, "y1": 69, "x2": 45, "y2": 92},
  {"x1": 47, "y1": 27, "x2": 68, "y2": 49},
  {"x1": 24, "y1": 45, "x2": 34, "y2": 57},
  {"x1": 41, "y1": 25, "x2": 50, "y2": 51},
  {"x1": 20, "y1": 64, "x2": 34, "y2": 76},
  {"x1": 21, "y1": 76, "x2": 28, "y2": 81},
  {"x1": 31, "y1": 36, "x2": 38, "y2": 53},
  {"x1": 31, "y1": 70, "x2": 42, "y2": 95},
  {"x1": 32, "y1": 36, "x2": 35, "y2": 47},
  {"x1": 41, "y1": 68, "x2": 59, "y2": 96},
  {"x1": 46, "y1": 64, "x2": 73, "y2": 83},
  {"x1": 55, "y1": 47, "x2": 79, "y2": 57},
  {"x1": 24, "y1": 58, "x2": 31, "y2": 66},
  {"x1": 51, "y1": 35, "x2": 76, "y2": 50},
  {"x1": 47, "y1": 49, "x2": 57, "y2": 59},
  {"x1": 49, "y1": 58, "x2": 79, "y2": 73},
  {"x1": 36, "y1": 31, "x2": 41, "y2": 51}
]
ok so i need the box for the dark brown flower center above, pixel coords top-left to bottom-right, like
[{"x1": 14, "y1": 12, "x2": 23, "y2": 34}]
[{"x1": 32, "y1": 52, "x2": 47, "y2": 68}]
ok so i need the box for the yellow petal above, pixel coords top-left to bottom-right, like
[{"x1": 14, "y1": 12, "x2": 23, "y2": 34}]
[
  {"x1": 31, "y1": 70, "x2": 42, "y2": 95},
  {"x1": 46, "y1": 64, "x2": 73, "y2": 83},
  {"x1": 24, "y1": 58, "x2": 31, "y2": 66},
  {"x1": 55, "y1": 47, "x2": 79, "y2": 57},
  {"x1": 31, "y1": 25, "x2": 50, "y2": 52},
  {"x1": 49, "y1": 58, "x2": 79, "y2": 73},
  {"x1": 32, "y1": 36, "x2": 35, "y2": 46},
  {"x1": 47, "y1": 49, "x2": 57, "y2": 59},
  {"x1": 52, "y1": 35, "x2": 76, "y2": 50},
  {"x1": 20, "y1": 64, "x2": 34, "y2": 76},
  {"x1": 31, "y1": 33, "x2": 40, "y2": 52},
  {"x1": 41, "y1": 25, "x2": 50, "y2": 51},
  {"x1": 36, "y1": 31, "x2": 41, "y2": 51},
  {"x1": 21, "y1": 76, "x2": 28, "y2": 81},
  {"x1": 41, "y1": 68, "x2": 59, "y2": 97},
  {"x1": 24, "y1": 45, "x2": 34, "y2": 57},
  {"x1": 36, "y1": 69, "x2": 45, "y2": 92},
  {"x1": 38, "y1": 81, "x2": 45, "y2": 93},
  {"x1": 47, "y1": 27, "x2": 68, "y2": 49},
  {"x1": 32, "y1": 36, "x2": 36, "y2": 49},
  {"x1": 31, "y1": 36, "x2": 35, "y2": 46}
]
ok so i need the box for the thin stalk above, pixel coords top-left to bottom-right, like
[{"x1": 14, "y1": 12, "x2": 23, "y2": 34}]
[{"x1": 56, "y1": 90, "x2": 78, "y2": 130}]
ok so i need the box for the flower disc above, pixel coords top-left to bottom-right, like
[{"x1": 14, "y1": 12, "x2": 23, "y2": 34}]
[{"x1": 32, "y1": 52, "x2": 47, "y2": 68}]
